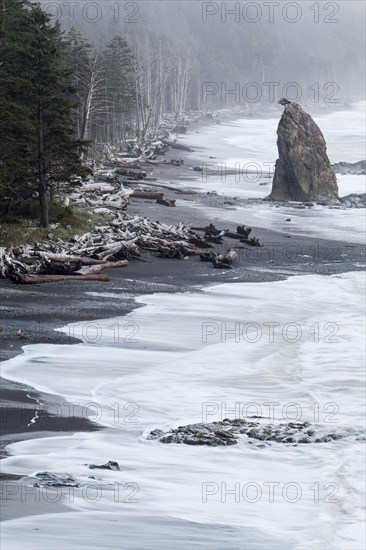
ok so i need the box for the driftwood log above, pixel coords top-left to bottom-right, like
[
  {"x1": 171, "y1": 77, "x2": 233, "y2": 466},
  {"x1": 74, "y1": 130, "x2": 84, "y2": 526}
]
[
  {"x1": 162, "y1": 140, "x2": 194, "y2": 152},
  {"x1": 156, "y1": 199, "x2": 176, "y2": 207},
  {"x1": 213, "y1": 249, "x2": 237, "y2": 269},
  {"x1": 35, "y1": 252, "x2": 108, "y2": 265},
  {"x1": 132, "y1": 191, "x2": 164, "y2": 200},
  {"x1": 15, "y1": 274, "x2": 110, "y2": 284},
  {"x1": 75, "y1": 259, "x2": 128, "y2": 275}
]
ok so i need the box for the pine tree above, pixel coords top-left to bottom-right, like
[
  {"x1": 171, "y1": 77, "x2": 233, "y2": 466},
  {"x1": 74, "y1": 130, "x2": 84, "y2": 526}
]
[
  {"x1": 0, "y1": 0, "x2": 35, "y2": 212},
  {"x1": 0, "y1": 1, "x2": 90, "y2": 226}
]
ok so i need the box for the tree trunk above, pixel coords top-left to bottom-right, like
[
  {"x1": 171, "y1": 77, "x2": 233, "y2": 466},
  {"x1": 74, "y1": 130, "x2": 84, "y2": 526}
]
[{"x1": 38, "y1": 104, "x2": 49, "y2": 227}]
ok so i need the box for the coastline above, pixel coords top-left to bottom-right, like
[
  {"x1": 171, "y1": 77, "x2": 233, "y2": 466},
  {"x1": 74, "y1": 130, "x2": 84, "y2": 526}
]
[{"x1": 1, "y1": 106, "x2": 365, "y2": 526}]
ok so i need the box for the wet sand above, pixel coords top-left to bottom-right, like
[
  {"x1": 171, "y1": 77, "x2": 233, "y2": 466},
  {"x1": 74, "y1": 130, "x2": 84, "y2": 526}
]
[{"x1": 1, "y1": 113, "x2": 365, "y2": 522}]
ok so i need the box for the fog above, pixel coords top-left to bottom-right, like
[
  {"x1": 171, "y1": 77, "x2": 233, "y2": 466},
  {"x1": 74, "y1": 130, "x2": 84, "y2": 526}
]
[{"x1": 41, "y1": 0, "x2": 366, "y2": 106}]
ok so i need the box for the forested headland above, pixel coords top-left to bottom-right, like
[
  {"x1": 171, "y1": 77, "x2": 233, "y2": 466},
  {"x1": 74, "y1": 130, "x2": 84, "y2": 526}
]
[{"x1": 1, "y1": 0, "x2": 364, "y2": 230}]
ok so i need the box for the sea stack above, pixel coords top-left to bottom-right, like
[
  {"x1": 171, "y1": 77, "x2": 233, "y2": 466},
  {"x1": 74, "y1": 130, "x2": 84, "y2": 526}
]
[{"x1": 270, "y1": 102, "x2": 338, "y2": 201}]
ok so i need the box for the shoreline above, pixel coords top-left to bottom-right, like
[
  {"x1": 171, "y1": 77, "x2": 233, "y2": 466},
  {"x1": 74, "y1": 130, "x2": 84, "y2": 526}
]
[{"x1": 1, "y1": 105, "x2": 365, "y2": 523}]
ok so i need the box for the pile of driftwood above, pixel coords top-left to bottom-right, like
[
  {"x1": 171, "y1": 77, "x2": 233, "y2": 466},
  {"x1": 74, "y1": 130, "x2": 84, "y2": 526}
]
[
  {"x1": 66, "y1": 178, "x2": 178, "y2": 213},
  {"x1": 0, "y1": 214, "x2": 202, "y2": 283},
  {"x1": 194, "y1": 224, "x2": 261, "y2": 248},
  {"x1": 1, "y1": 219, "x2": 261, "y2": 283},
  {"x1": 67, "y1": 181, "x2": 132, "y2": 213}
]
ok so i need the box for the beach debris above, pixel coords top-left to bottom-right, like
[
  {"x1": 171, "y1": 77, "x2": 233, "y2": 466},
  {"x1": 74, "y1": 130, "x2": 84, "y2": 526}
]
[
  {"x1": 162, "y1": 139, "x2": 194, "y2": 152},
  {"x1": 131, "y1": 190, "x2": 164, "y2": 200},
  {"x1": 158, "y1": 242, "x2": 198, "y2": 259},
  {"x1": 147, "y1": 418, "x2": 346, "y2": 447},
  {"x1": 199, "y1": 248, "x2": 237, "y2": 269},
  {"x1": 236, "y1": 225, "x2": 252, "y2": 238},
  {"x1": 199, "y1": 252, "x2": 216, "y2": 263},
  {"x1": 212, "y1": 248, "x2": 237, "y2": 269},
  {"x1": 171, "y1": 159, "x2": 184, "y2": 166},
  {"x1": 240, "y1": 237, "x2": 261, "y2": 247},
  {"x1": 224, "y1": 231, "x2": 245, "y2": 240},
  {"x1": 14, "y1": 274, "x2": 111, "y2": 284},
  {"x1": 156, "y1": 198, "x2": 176, "y2": 207},
  {"x1": 0, "y1": 214, "x2": 206, "y2": 282}
]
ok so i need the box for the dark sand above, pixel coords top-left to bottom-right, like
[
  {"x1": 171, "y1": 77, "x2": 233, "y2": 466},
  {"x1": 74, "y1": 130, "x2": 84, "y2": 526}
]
[{"x1": 1, "y1": 112, "x2": 364, "y2": 521}]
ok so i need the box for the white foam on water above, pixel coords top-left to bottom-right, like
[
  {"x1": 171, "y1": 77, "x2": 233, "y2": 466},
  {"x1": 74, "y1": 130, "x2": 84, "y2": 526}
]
[
  {"x1": 180, "y1": 103, "x2": 366, "y2": 243},
  {"x1": 1, "y1": 104, "x2": 365, "y2": 549},
  {"x1": 189, "y1": 199, "x2": 366, "y2": 244},
  {"x1": 1, "y1": 272, "x2": 365, "y2": 549}
]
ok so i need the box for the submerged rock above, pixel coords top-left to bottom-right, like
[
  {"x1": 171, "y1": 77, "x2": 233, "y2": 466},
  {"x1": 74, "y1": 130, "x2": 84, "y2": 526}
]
[
  {"x1": 270, "y1": 102, "x2": 338, "y2": 202},
  {"x1": 33, "y1": 472, "x2": 79, "y2": 487},
  {"x1": 88, "y1": 460, "x2": 120, "y2": 471},
  {"x1": 147, "y1": 418, "x2": 344, "y2": 447}
]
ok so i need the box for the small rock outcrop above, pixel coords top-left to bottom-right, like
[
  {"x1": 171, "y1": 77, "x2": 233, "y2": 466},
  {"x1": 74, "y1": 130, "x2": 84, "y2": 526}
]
[
  {"x1": 270, "y1": 103, "x2": 338, "y2": 201},
  {"x1": 332, "y1": 160, "x2": 366, "y2": 175},
  {"x1": 147, "y1": 418, "x2": 345, "y2": 447}
]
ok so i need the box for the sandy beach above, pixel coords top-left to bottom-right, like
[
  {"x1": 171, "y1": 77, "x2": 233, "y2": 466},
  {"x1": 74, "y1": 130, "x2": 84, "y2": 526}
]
[{"x1": 0, "y1": 108, "x2": 365, "y2": 547}]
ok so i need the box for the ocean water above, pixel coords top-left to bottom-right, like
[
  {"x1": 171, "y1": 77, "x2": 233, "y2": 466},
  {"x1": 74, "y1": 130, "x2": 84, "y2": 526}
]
[
  {"x1": 180, "y1": 102, "x2": 366, "y2": 243},
  {"x1": 1, "y1": 272, "x2": 365, "y2": 549},
  {"x1": 1, "y1": 104, "x2": 365, "y2": 550}
]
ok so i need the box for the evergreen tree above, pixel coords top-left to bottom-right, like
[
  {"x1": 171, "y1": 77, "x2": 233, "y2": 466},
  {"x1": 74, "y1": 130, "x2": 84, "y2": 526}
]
[
  {"x1": 0, "y1": 1, "x2": 90, "y2": 226},
  {"x1": 0, "y1": 0, "x2": 35, "y2": 212}
]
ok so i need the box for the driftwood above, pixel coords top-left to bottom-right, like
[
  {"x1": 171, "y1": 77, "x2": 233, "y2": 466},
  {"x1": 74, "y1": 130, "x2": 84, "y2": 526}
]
[
  {"x1": 200, "y1": 252, "x2": 216, "y2": 262},
  {"x1": 237, "y1": 225, "x2": 252, "y2": 238},
  {"x1": 115, "y1": 168, "x2": 147, "y2": 179},
  {"x1": 15, "y1": 274, "x2": 110, "y2": 284},
  {"x1": 94, "y1": 243, "x2": 131, "y2": 261},
  {"x1": 189, "y1": 236, "x2": 213, "y2": 249},
  {"x1": 158, "y1": 242, "x2": 197, "y2": 259},
  {"x1": 200, "y1": 248, "x2": 237, "y2": 269},
  {"x1": 240, "y1": 237, "x2": 261, "y2": 247},
  {"x1": 213, "y1": 249, "x2": 237, "y2": 269},
  {"x1": 132, "y1": 191, "x2": 164, "y2": 200},
  {"x1": 224, "y1": 231, "x2": 245, "y2": 240},
  {"x1": 35, "y1": 252, "x2": 108, "y2": 265},
  {"x1": 162, "y1": 140, "x2": 194, "y2": 152},
  {"x1": 75, "y1": 259, "x2": 128, "y2": 275},
  {"x1": 156, "y1": 199, "x2": 176, "y2": 207}
]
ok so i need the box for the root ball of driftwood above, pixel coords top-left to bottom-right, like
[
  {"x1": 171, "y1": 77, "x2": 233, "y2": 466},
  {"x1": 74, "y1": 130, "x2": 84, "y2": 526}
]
[
  {"x1": 240, "y1": 237, "x2": 261, "y2": 247},
  {"x1": 236, "y1": 225, "x2": 252, "y2": 238},
  {"x1": 156, "y1": 198, "x2": 176, "y2": 207}
]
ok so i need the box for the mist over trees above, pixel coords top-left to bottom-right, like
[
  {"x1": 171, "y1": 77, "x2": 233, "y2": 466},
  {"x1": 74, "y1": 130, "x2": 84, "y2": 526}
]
[
  {"x1": 1, "y1": 1, "x2": 364, "y2": 226},
  {"x1": 44, "y1": 0, "x2": 365, "y2": 108}
]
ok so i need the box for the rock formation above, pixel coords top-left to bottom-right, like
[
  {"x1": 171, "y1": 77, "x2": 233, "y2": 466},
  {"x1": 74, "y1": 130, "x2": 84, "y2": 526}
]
[
  {"x1": 147, "y1": 418, "x2": 346, "y2": 447},
  {"x1": 332, "y1": 160, "x2": 366, "y2": 175},
  {"x1": 270, "y1": 102, "x2": 338, "y2": 201}
]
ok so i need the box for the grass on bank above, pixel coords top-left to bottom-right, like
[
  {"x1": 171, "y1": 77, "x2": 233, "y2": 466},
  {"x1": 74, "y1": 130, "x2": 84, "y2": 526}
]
[{"x1": 0, "y1": 200, "x2": 109, "y2": 247}]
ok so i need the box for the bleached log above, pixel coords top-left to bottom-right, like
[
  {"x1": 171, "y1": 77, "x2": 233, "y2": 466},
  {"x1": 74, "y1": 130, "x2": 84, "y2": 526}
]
[
  {"x1": 35, "y1": 252, "x2": 107, "y2": 265},
  {"x1": 75, "y1": 259, "x2": 128, "y2": 275},
  {"x1": 94, "y1": 242, "x2": 128, "y2": 260}
]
